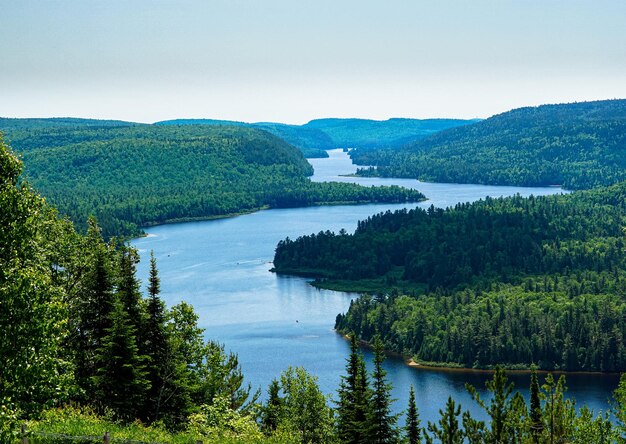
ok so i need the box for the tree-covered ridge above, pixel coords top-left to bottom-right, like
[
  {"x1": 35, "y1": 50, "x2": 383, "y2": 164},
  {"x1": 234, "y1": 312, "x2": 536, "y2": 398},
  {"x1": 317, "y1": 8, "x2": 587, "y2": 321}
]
[
  {"x1": 274, "y1": 183, "x2": 626, "y2": 289},
  {"x1": 156, "y1": 119, "x2": 334, "y2": 158},
  {"x1": 337, "y1": 275, "x2": 626, "y2": 372},
  {"x1": 304, "y1": 117, "x2": 477, "y2": 149},
  {"x1": 273, "y1": 182, "x2": 626, "y2": 371},
  {"x1": 352, "y1": 99, "x2": 626, "y2": 190},
  {"x1": 2, "y1": 122, "x2": 424, "y2": 237}
]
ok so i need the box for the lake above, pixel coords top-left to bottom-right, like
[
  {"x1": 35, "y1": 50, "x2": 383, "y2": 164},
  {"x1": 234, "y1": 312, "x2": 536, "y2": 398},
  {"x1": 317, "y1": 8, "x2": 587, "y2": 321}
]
[{"x1": 131, "y1": 149, "x2": 619, "y2": 425}]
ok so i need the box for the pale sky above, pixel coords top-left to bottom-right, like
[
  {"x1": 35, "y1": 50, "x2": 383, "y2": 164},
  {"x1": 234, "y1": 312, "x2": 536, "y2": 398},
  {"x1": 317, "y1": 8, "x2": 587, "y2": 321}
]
[{"x1": 1, "y1": 0, "x2": 625, "y2": 123}]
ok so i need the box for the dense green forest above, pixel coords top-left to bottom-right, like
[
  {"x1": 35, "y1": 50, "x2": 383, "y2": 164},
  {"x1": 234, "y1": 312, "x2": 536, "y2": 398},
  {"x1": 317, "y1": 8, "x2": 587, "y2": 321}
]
[
  {"x1": 1, "y1": 120, "x2": 424, "y2": 237},
  {"x1": 274, "y1": 181, "x2": 626, "y2": 371},
  {"x1": 352, "y1": 99, "x2": 626, "y2": 190},
  {"x1": 304, "y1": 117, "x2": 476, "y2": 149},
  {"x1": 158, "y1": 117, "x2": 475, "y2": 156},
  {"x1": 156, "y1": 119, "x2": 335, "y2": 158},
  {"x1": 4, "y1": 124, "x2": 626, "y2": 443}
]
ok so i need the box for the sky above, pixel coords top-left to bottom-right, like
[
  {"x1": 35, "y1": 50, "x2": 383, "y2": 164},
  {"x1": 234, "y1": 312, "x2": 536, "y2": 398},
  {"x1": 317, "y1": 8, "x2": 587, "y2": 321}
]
[{"x1": 1, "y1": 0, "x2": 625, "y2": 124}]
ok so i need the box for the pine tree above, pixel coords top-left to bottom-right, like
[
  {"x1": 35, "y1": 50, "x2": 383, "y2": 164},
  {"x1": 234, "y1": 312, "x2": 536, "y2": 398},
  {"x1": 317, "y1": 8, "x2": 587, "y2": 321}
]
[
  {"x1": 261, "y1": 378, "x2": 283, "y2": 434},
  {"x1": 370, "y1": 336, "x2": 398, "y2": 443},
  {"x1": 143, "y1": 251, "x2": 175, "y2": 422},
  {"x1": 117, "y1": 245, "x2": 144, "y2": 334},
  {"x1": 93, "y1": 297, "x2": 149, "y2": 421},
  {"x1": 336, "y1": 334, "x2": 373, "y2": 444},
  {"x1": 427, "y1": 396, "x2": 464, "y2": 444},
  {"x1": 530, "y1": 366, "x2": 543, "y2": 443},
  {"x1": 74, "y1": 218, "x2": 117, "y2": 398},
  {"x1": 406, "y1": 385, "x2": 421, "y2": 444}
]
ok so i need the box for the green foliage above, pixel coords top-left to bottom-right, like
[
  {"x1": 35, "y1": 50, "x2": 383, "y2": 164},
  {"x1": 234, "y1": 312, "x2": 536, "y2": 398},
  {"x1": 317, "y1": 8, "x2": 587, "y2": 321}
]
[
  {"x1": 353, "y1": 99, "x2": 626, "y2": 190},
  {"x1": 465, "y1": 367, "x2": 518, "y2": 443},
  {"x1": 277, "y1": 366, "x2": 335, "y2": 444},
  {"x1": 370, "y1": 337, "x2": 399, "y2": 444},
  {"x1": 156, "y1": 118, "x2": 334, "y2": 158},
  {"x1": 0, "y1": 135, "x2": 73, "y2": 417},
  {"x1": 336, "y1": 335, "x2": 373, "y2": 443},
  {"x1": 426, "y1": 396, "x2": 464, "y2": 444},
  {"x1": 305, "y1": 118, "x2": 474, "y2": 149},
  {"x1": 278, "y1": 180, "x2": 626, "y2": 371},
  {"x1": 405, "y1": 386, "x2": 420, "y2": 444},
  {"x1": 2, "y1": 121, "x2": 424, "y2": 237}
]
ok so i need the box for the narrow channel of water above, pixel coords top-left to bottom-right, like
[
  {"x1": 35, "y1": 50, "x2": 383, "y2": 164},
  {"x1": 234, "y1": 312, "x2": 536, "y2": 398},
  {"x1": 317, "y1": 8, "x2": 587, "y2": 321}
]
[{"x1": 132, "y1": 149, "x2": 617, "y2": 426}]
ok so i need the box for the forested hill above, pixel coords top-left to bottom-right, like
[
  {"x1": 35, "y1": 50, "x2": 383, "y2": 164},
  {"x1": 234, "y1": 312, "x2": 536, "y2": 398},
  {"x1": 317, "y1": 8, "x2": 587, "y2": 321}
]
[
  {"x1": 1, "y1": 121, "x2": 424, "y2": 238},
  {"x1": 274, "y1": 181, "x2": 626, "y2": 371},
  {"x1": 353, "y1": 99, "x2": 626, "y2": 190},
  {"x1": 304, "y1": 117, "x2": 476, "y2": 149},
  {"x1": 156, "y1": 119, "x2": 334, "y2": 158}
]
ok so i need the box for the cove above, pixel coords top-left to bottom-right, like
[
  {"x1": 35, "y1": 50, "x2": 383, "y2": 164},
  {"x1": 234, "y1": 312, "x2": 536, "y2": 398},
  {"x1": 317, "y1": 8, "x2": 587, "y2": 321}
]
[{"x1": 131, "y1": 149, "x2": 618, "y2": 426}]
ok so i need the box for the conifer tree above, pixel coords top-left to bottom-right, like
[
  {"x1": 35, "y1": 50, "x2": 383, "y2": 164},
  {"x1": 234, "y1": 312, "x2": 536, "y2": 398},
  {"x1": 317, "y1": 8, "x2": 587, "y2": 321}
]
[
  {"x1": 117, "y1": 245, "x2": 144, "y2": 334},
  {"x1": 74, "y1": 218, "x2": 117, "y2": 397},
  {"x1": 406, "y1": 385, "x2": 421, "y2": 444},
  {"x1": 143, "y1": 251, "x2": 174, "y2": 422},
  {"x1": 370, "y1": 336, "x2": 398, "y2": 443},
  {"x1": 261, "y1": 378, "x2": 283, "y2": 434},
  {"x1": 426, "y1": 396, "x2": 464, "y2": 444},
  {"x1": 336, "y1": 334, "x2": 373, "y2": 444},
  {"x1": 530, "y1": 366, "x2": 544, "y2": 443},
  {"x1": 93, "y1": 297, "x2": 149, "y2": 421}
]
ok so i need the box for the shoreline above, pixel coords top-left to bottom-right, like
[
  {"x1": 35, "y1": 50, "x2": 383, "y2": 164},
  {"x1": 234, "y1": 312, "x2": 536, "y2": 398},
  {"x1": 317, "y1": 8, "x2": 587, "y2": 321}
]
[{"x1": 339, "y1": 332, "x2": 620, "y2": 376}]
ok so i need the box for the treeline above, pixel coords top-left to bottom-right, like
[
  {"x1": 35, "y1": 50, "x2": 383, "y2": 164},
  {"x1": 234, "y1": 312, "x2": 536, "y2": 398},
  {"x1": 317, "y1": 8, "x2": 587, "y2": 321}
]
[
  {"x1": 156, "y1": 118, "x2": 335, "y2": 158},
  {"x1": 274, "y1": 184, "x2": 626, "y2": 289},
  {"x1": 303, "y1": 117, "x2": 475, "y2": 149},
  {"x1": 274, "y1": 182, "x2": 626, "y2": 371},
  {"x1": 352, "y1": 99, "x2": 626, "y2": 190},
  {"x1": 1, "y1": 122, "x2": 424, "y2": 237},
  {"x1": 336, "y1": 274, "x2": 626, "y2": 372}
]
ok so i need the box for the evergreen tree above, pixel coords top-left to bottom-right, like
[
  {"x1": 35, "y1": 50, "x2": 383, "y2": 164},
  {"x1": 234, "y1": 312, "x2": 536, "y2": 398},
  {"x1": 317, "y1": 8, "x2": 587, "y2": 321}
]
[
  {"x1": 117, "y1": 245, "x2": 144, "y2": 334},
  {"x1": 336, "y1": 334, "x2": 373, "y2": 444},
  {"x1": 530, "y1": 366, "x2": 544, "y2": 443},
  {"x1": 406, "y1": 385, "x2": 421, "y2": 444},
  {"x1": 370, "y1": 336, "x2": 398, "y2": 443},
  {"x1": 426, "y1": 396, "x2": 464, "y2": 444},
  {"x1": 261, "y1": 378, "x2": 283, "y2": 434},
  {"x1": 74, "y1": 218, "x2": 117, "y2": 398},
  {"x1": 143, "y1": 251, "x2": 175, "y2": 422},
  {"x1": 93, "y1": 297, "x2": 150, "y2": 421},
  {"x1": 466, "y1": 366, "x2": 515, "y2": 443}
]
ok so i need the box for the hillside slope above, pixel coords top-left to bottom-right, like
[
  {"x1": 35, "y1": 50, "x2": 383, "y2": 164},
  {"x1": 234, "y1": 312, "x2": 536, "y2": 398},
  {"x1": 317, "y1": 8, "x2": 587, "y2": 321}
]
[
  {"x1": 2, "y1": 120, "x2": 424, "y2": 237},
  {"x1": 355, "y1": 99, "x2": 626, "y2": 190},
  {"x1": 305, "y1": 117, "x2": 475, "y2": 149},
  {"x1": 156, "y1": 119, "x2": 333, "y2": 158}
]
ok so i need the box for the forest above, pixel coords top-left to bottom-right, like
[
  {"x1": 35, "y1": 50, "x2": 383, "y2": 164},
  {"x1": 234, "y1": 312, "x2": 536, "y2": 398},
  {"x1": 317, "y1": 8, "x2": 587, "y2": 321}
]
[
  {"x1": 0, "y1": 119, "x2": 424, "y2": 238},
  {"x1": 352, "y1": 99, "x2": 626, "y2": 190},
  {"x1": 274, "y1": 180, "x2": 626, "y2": 371},
  {"x1": 3, "y1": 134, "x2": 626, "y2": 443}
]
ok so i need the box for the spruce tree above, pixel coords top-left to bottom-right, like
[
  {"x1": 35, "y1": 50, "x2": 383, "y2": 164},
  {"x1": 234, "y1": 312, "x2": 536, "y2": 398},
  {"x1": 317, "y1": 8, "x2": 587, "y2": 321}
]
[
  {"x1": 143, "y1": 251, "x2": 174, "y2": 422},
  {"x1": 74, "y1": 218, "x2": 117, "y2": 398},
  {"x1": 117, "y1": 245, "x2": 144, "y2": 334},
  {"x1": 530, "y1": 366, "x2": 544, "y2": 443},
  {"x1": 427, "y1": 396, "x2": 464, "y2": 444},
  {"x1": 406, "y1": 385, "x2": 421, "y2": 444},
  {"x1": 261, "y1": 378, "x2": 283, "y2": 434},
  {"x1": 93, "y1": 297, "x2": 149, "y2": 421},
  {"x1": 370, "y1": 336, "x2": 398, "y2": 443},
  {"x1": 336, "y1": 334, "x2": 373, "y2": 444}
]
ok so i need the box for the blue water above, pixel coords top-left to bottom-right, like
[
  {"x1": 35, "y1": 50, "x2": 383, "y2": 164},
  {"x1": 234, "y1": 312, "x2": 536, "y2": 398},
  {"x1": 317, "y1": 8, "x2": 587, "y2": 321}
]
[{"x1": 131, "y1": 149, "x2": 618, "y2": 425}]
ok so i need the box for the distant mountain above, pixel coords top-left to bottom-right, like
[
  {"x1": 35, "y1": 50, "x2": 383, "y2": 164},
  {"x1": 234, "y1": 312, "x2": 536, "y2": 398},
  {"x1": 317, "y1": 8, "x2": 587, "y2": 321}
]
[
  {"x1": 304, "y1": 117, "x2": 478, "y2": 149},
  {"x1": 355, "y1": 99, "x2": 626, "y2": 190},
  {"x1": 156, "y1": 119, "x2": 333, "y2": 158}
]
